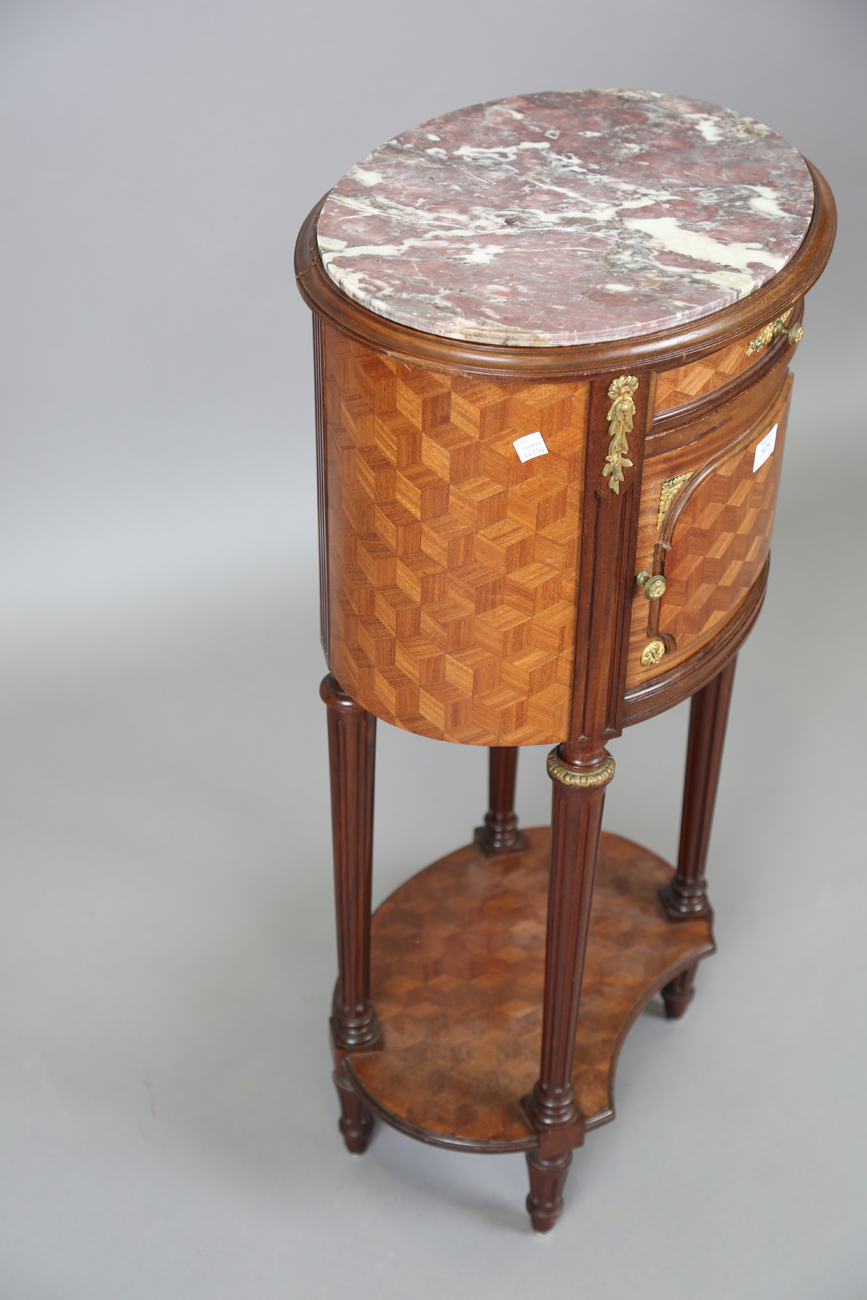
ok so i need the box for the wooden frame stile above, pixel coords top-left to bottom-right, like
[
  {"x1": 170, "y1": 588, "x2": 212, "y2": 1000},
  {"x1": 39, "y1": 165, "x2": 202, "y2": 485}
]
[
  {"x1": 312, "y1": 315, "x2": 330, "y2": 662},
  {"x1": 521, "y1": 372, "x2": 652, "y2": 1231}
]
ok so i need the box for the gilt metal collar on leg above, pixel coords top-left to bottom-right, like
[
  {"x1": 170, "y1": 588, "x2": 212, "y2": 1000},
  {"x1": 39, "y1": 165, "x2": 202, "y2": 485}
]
[{"x1": 546, "y1": 748, "x2": 615, "y2": 788}]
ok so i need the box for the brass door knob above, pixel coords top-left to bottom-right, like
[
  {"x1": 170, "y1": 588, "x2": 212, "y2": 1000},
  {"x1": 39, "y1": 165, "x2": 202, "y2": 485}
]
[
  {"x1": 635, "y1": 571, "x2": 667, "y2": 600},
  {"x1": 640, "y1": 639, "x2": 666, "y2": 667}
]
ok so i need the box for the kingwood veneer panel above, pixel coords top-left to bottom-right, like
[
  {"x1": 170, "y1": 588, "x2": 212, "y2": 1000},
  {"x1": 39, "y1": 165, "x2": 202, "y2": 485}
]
[{"x1": 322, "y1": 326, "x2": 589, "y2": 745}]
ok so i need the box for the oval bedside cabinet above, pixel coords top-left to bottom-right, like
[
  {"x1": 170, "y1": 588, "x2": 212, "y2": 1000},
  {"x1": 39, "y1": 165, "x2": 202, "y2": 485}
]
[{"x1": 294, "y1": 89, "x2": 835, "y2": 1234}]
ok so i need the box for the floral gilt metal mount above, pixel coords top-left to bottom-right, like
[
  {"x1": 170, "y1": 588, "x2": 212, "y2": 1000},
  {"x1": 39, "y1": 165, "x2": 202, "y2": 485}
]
[{"x1": 603, "y1": 375, "x2": 638, "y2": 494}]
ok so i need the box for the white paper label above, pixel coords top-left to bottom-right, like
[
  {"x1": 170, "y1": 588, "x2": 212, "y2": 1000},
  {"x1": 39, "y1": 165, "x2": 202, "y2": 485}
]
[
  {"x1": 753, "y1": 423, "x2": 777, "y2": 472},
  {"x1": 513, "y1": 431, "x2": 549, "y2": 463}
]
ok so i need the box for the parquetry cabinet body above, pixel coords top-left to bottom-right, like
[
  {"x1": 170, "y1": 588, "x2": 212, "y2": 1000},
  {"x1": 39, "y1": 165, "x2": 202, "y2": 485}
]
[{"x1": 295, "y1": 90, "x2": 835, "y2": 1232}]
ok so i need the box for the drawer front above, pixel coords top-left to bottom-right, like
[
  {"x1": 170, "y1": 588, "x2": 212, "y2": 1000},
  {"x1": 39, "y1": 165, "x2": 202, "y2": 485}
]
[
  {"x1": 653, "y1": 304, "x2": 802, "y2": 417},
  {"x1": 655, "y1": 333, "x2": 760, "y2": 413}
]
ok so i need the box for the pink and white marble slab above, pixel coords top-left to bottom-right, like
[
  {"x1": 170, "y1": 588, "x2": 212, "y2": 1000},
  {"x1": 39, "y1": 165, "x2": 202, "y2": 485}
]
[{"x1": 316, "y1": 90, "x2": 814, "y2": 348}]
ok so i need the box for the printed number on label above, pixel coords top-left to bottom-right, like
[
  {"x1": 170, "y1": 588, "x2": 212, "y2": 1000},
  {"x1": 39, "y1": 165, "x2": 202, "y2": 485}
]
[
  {"x1": 513, "y1": 432, "x2": 549, "y2": 464},
  {"x1": 753, "y1": 423, "x2": 777, "y2": 472}
]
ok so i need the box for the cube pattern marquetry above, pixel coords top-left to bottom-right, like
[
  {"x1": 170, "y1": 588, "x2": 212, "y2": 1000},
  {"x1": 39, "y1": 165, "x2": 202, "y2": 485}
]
[
  {"x1": 322, "y1": 326, "x2": 588, "y2": 745},
  {"x1": 659, "y1": 416, "x2": 787, "y2": 651},
  {"x1": 350, "y1": 828, "x2": 711, "y2": 1148},
  {"x1": 654, "y1": 334, "x2": 759, "y2": 413}
]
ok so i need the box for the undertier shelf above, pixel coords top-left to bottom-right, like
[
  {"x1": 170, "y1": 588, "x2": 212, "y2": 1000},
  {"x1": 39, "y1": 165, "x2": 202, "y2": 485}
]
[{"x1": 348, "y1": 828, "x2": 714, "y2": 1152}]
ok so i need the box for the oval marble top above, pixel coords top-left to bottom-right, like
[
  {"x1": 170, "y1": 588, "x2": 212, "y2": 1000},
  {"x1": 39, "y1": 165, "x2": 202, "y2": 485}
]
[{"x1": 317, "y1": 90, "x2": 814, "y2": 348}]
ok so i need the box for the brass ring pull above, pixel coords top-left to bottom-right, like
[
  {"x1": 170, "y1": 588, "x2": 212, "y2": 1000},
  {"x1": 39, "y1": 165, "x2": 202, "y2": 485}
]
[{"x1": 635, "y1": 570, "x2": 667, "y2": 600}]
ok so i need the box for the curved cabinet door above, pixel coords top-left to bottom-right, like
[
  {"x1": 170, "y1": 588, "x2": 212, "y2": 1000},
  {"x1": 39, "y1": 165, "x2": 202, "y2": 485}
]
[{"x1": 627, "y1": 375, "x2": 792, "y2": 691}]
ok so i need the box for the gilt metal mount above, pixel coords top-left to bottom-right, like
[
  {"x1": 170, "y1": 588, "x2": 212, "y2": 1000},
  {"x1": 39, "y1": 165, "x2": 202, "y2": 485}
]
[
  {"x1": 745, "y1": 309, "x2": 803, "y2": 357},
  {"x1": 602, "y1": 375, "x2": 638, "y2": 494}
]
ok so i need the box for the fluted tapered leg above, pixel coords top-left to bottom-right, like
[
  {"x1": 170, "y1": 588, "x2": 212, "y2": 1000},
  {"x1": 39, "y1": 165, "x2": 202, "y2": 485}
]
[
  {"x1": 662, "y1": 657, "x2": 737, "y2": 923},
  {"x1": 660, "y1": 657, "x2": 736, "y2": 1018},
  {"x1": 321, "y1": 674, "x2": 380, "y2": 1152},
  {"x1": 522, "y1": 742, "x2": 616, "y2": 1232}
]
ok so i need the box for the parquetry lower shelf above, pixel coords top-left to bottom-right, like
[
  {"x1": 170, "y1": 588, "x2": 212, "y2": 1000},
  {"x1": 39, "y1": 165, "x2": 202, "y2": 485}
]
[{"x1": 347, "y1": 828, "x2": 714, "y2": 1152}]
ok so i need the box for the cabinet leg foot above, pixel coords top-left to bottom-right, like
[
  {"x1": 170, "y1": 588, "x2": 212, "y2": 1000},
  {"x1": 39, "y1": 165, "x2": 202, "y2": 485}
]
[
  {"x1": 663, "y1": 657, "x2": 737, "y2": 922},
  {"x1": 475, "y1": 747, "x2": 526, "y2": 856},
  {"x1": 334, "y1": 1073, "x2": 374, "y2": 1154},
  {"x1": 526, "y1": 1150, "x2": 572, "y2": 1233},
  {"x1": 661, "y1": 962, "x2": 698, "y2": 1020}
]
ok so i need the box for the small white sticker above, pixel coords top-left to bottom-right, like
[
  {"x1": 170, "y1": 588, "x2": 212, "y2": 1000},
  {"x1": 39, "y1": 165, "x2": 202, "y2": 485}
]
[
  {"x1": 513, "y1": 431, "x2": 549, "y2": 463},
  {"x1": 753, "y1": 423, "x2": 777, "y2": 472}
]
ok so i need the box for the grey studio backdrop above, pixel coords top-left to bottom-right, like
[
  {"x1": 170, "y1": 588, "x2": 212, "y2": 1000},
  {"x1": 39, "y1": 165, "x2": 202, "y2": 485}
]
[{"x1": 1, "y1": 1, "x2": 865, "y2": 1296}]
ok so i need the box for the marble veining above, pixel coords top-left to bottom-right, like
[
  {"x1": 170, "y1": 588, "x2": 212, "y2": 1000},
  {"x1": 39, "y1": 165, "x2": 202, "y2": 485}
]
[{"x1": 316, "y1": 90, "x2": 814, "y2": 347}]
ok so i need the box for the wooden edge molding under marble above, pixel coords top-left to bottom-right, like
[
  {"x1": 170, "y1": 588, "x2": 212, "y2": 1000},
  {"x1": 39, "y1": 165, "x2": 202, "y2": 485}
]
[{"x1": 295, "y1": 163, "x2": 835, "y2": 381}]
